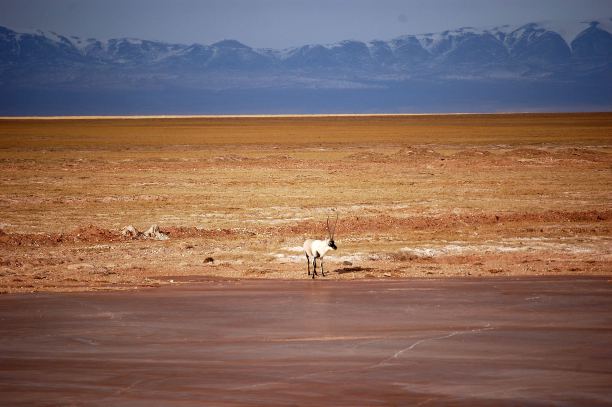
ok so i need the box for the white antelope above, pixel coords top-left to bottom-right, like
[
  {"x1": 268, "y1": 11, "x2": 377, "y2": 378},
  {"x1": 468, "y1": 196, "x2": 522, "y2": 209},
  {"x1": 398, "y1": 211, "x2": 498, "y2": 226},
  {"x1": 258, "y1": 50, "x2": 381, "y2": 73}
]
[{"x1": 303, "y1": 214, "x2": 338, "y2": 279}]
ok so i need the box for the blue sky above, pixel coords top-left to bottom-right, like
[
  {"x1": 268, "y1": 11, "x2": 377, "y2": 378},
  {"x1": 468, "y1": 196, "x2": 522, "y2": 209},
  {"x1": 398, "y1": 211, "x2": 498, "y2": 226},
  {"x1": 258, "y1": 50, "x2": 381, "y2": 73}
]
[{"x1": 1, "y1": 0, "x2": 611, "y2": 48}]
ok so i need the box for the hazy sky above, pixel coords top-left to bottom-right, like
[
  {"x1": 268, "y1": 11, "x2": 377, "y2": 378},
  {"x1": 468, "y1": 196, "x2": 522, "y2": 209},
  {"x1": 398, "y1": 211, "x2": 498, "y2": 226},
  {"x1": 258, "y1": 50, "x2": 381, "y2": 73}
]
[{"x1": 1, "y1": 0, "x2": 611, "y2": 48}]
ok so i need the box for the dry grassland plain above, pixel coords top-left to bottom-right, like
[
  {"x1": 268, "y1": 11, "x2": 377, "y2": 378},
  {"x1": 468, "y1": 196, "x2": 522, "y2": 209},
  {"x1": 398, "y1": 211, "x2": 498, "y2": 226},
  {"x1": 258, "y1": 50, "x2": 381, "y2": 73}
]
[{"x1": 0, "y1": 113, "x2": 610, "y2": 292}]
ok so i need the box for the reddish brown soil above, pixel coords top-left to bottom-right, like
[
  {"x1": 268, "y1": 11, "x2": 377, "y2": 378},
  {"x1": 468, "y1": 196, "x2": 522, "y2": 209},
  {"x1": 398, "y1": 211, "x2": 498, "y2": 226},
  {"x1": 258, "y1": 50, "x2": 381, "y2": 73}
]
[{"x1": 0, "y1": 113, "x2": 610, "y2": 292}]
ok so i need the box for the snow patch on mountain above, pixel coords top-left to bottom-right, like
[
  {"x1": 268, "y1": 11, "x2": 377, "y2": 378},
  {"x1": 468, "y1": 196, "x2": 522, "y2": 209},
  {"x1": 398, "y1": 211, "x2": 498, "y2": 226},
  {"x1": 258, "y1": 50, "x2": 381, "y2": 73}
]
[
  {"x1": 538, "y1": 18, "x2": 612, "y2": 45},
  {"x1": 407, "y1": 19, "x2": 612, "y2": 51},
  {"x1": 67, "y1": 37, "x2": 100, "y2": 52},
  {"x1": 5, "y1": 17, "x2": 612, "y2": 65}
]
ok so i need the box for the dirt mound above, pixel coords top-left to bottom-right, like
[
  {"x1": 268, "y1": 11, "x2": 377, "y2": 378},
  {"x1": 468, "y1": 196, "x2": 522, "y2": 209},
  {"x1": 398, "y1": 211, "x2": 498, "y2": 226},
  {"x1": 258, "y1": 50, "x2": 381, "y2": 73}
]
[
  {"x1": 163, "y1": 226, "x2": 254, "y2": 239},
  {"x1": 0, "y1": 225, "x2": 121, "y2": 247},
  {"x1": 121, "y1": 225, "x2": 140, "y2": 238},
  {"x1": 0, "y1": 209, "x2": 608, "y2": 248},
  {"x1": 275, "y1": 209, "x2": 611, "y2": 236},
  {"x1": 0, "y1": 224, "x2": 258, "y2": 246},
  {"x1": 501, "y1": 147, "x2": 610, "y2": 163},
  {"x1": 0, "y1": 224, "x2": 176, "y2": 246},
  {"x1": 210, "y1": 154, "x2": 248, "y2": 162},
  {"x1": 346, "y1": 152, "x2": 389, "y2": 162},
  {"x1": 393, "y1": 147, "x2": 441, "y2": 160},
  {"x1": 504, "y1": 148, "x2": 552, "y2": 158},
  {"x1": 71, "y1": 225, "x2": 118, "y2": 242},
  {"x1": 260, "y1": 154, "x2": 295, "y2": 161},
  {"x1": 554, "y1": 148, "x2": 609, "y2": 162},
  {"x1": 451, "y1": 149, "x2": 494, "y2": 159},
  {"x1": 142, "y1": 224, "x2": 169, "y2": 240},
  {"x1": 121, "y1": 224, "x2": 169, "y2": 240}
]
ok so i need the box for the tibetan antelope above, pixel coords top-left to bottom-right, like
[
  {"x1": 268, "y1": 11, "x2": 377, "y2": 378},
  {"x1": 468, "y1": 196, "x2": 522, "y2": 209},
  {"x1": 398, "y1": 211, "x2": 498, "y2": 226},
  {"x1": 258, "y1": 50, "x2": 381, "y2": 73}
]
[{"x1": 303, "y1": 214, "x2": 338, "y2": 279}]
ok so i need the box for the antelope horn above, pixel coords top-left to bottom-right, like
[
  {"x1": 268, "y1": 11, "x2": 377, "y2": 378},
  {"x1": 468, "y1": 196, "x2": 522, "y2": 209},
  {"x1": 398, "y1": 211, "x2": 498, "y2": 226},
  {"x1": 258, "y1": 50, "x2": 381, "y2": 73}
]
[
  {"x1": 331, "y1": 213, "x2": 338, "y2": 239},
  {"x1": 326, "y1": 215, "x2": 331, "y2": 239}
]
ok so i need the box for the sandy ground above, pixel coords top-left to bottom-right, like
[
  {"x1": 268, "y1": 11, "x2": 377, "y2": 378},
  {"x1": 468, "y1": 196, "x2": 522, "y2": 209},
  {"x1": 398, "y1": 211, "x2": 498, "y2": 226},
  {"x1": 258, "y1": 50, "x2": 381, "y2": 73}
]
[
  {"x1": 1, "y1": 278, "x2": 611, "y2": 405},
  {"x1": 0, "y1": 113, "x2": 611, "y2": 292}
]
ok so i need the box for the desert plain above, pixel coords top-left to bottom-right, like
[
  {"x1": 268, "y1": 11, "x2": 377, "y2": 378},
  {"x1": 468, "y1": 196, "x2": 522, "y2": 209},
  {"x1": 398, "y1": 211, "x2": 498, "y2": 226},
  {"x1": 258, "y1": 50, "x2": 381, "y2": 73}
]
[{"x1": 0, "y1": 113, "x2": 610, "y2": 292}]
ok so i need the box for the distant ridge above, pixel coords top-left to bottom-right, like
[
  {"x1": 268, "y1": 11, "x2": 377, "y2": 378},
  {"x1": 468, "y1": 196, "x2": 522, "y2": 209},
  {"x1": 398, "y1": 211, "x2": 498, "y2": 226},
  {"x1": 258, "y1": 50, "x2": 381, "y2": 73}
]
[{"x1": 1, "y1": 18, "x2": 611, "y2": 115}]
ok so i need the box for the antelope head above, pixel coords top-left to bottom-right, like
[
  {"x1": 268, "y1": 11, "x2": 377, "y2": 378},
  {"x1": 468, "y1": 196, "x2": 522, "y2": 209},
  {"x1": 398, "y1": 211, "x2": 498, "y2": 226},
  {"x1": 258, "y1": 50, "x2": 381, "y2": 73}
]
[{"x1": 327, "y1": 213, "x2": 338, "y2": 250}]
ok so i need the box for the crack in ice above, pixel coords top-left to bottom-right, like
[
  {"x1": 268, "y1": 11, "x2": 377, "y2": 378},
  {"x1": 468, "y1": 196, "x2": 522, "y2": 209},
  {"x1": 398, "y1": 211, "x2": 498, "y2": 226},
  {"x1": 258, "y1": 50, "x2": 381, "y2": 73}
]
[
  {"x1": 233, "y1": 324, "x2": 494, "y2": 391},
  {"x1": 372, "y1": 323, "x2": 494, "y2": 368}
]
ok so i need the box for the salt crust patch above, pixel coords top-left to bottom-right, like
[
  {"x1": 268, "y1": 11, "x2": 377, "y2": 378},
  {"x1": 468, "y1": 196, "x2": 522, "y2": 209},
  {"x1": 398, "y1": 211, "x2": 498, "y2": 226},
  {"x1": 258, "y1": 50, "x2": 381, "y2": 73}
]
[
  {"x1": 400, "y1": 239, "x2": 598, "y2": 258},
  {"x1": 274, "y1": 238, "x2": 602, "y2": 263}
]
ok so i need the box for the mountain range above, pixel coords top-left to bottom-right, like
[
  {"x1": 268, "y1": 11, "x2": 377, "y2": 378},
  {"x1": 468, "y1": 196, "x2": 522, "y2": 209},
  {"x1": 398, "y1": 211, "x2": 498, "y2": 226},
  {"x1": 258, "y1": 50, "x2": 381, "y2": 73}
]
[{"x1": 1, "y1": 19, "x2": 611, "y2": 114}]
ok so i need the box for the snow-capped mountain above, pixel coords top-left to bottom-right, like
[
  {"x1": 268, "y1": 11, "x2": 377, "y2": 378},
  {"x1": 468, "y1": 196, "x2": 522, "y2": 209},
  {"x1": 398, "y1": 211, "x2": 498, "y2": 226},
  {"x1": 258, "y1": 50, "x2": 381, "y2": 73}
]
[{"x1": 1, "y1": 19, "x2": 611, "y2": 114}]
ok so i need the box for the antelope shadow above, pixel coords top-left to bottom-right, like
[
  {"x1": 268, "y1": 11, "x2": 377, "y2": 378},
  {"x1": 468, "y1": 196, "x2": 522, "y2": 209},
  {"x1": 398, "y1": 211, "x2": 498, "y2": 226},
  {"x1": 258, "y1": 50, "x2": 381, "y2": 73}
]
[{"x1": 333, "y1": 266, "x2": 373, "y2": 274}]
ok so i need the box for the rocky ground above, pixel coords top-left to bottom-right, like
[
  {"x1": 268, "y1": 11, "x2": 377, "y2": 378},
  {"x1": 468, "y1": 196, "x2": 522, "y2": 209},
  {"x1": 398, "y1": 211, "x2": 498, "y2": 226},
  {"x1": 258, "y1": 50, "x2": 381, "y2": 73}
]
[{"x1": 0, "y1": 114, "x2": 610, "y2": 292}]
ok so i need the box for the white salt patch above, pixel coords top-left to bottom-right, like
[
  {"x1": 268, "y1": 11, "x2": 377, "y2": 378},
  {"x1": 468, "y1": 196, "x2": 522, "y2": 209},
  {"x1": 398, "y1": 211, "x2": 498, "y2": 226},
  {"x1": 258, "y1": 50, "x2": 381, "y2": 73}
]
[
  {"x1": 400, "y1": 245, "x2": 467, "y2": 258},
  {"x1": 400, "y1": 239, "x2": 599, "y2": 258}
]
